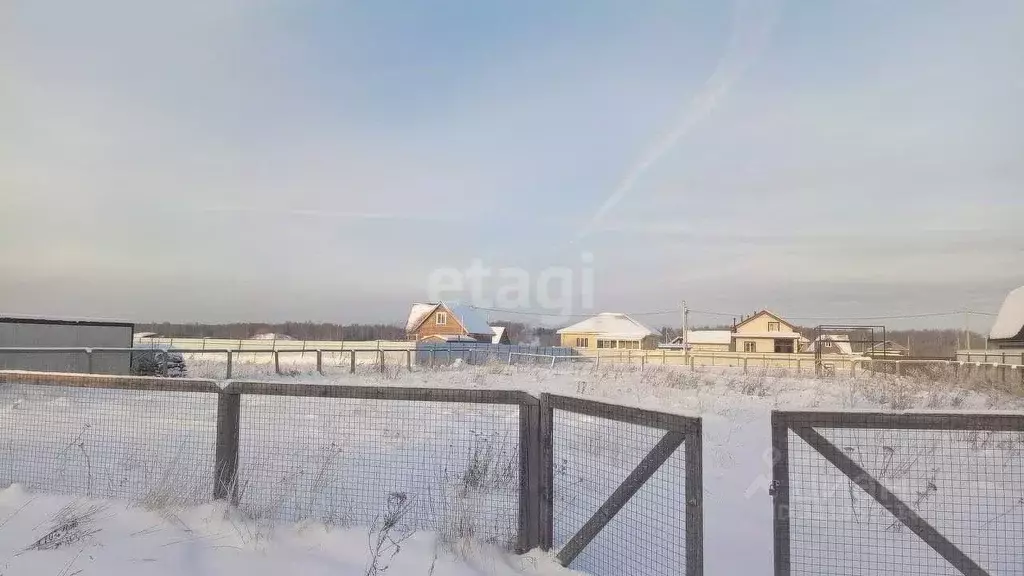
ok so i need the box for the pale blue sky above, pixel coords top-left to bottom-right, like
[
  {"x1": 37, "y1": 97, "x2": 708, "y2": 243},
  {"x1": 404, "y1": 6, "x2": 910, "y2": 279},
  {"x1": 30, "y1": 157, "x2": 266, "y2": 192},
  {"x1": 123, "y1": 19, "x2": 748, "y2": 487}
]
[{"x1": 2, "y1": 0, "x2": 1022, "y2": 327}]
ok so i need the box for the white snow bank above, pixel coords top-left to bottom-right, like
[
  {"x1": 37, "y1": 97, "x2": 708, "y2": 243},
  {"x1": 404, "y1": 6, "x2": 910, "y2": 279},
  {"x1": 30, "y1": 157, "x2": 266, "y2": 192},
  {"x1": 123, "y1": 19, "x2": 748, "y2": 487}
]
[{"x1": 0, "y1": 485, "x2": 580, "y2": 576}]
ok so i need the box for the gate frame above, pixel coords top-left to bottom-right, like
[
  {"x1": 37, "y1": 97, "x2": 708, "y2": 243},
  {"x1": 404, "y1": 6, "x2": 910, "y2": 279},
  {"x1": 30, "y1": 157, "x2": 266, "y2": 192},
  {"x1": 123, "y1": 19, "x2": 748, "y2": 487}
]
[
  {"x1": 771, "y1": 410, "x2": 1024, "y2": 576},
  {"x1": 541, "y1": 394, "x2": 703, "y2": 575}
]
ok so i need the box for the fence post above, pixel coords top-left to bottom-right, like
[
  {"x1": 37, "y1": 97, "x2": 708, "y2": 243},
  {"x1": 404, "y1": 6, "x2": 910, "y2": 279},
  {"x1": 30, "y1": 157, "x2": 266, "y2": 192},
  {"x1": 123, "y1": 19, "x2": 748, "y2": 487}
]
[
  {"x1": 518, "y1": 399, "x2": 542, "y2": 553},
  {"x1": 85, "y1": 348, "x2": 94, "y2": 374},
  {"x1": 743, "y1": 358, "x2": 748, "y2": 374},
  {"x1": 225, "y1": 350, "x2": 233, "y2": 379},
  {"x1": 379, "y1": 350, "x2": 385, "y2": 374},
  {"x1": 406, "y1": 350, "x2": 412, "y2": 371},
  {"x1": 273, "y1": 351, "x2": 281, "y2": 375},
  {"x1": 640, "y1": 354, "x2": 645, "y2": 372},
  {"x1": 538, "y1": 394, "x2": 554, "y2": 550},
  {"x1": 316, "y1": 349, "x2": 323, "y2": 375},
  {"x1": 350, "y1": 350, "x2": 356, "y2": 373},
  {"x1": 770, "y1": 412, "x2": 791, "y2": 576},
  {"x1": 214, "y1": 389, "x2": 241, "y2": 504}
]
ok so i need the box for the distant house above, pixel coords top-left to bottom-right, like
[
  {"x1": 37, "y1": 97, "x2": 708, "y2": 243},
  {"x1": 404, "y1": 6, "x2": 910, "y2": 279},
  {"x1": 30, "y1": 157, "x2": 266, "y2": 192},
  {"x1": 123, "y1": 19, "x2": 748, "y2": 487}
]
[
  {"x1": 252, "y1": 332, "x2": 296, "y2": 340},
  {"x1": 667, "y1": 330, "x2": 732, "y2": 352},
  {"x1": 420, "y1": 334, "x2": 482, "y2": 343},
  {"x1": 491, "y1": 326, "x2": 511, "y2": 345},
  {"x1": 557, "y1": 312, "x2": 659, "y2": 350},
  {"x1": 406, "y1": 302, "x2": 495, "y2": 342},
  {"x1": 990, "y1": 286, "x2": 1024, "y2": 349},
  {"x1": 866, "y1": 341, "x2": 910, "y2": 358},
  {"x1": 733, "y1": 310, "x2": 802, "y2": 354},
  {"x1": 805, "y1": 334, "x2": 855, "y2": 355}
]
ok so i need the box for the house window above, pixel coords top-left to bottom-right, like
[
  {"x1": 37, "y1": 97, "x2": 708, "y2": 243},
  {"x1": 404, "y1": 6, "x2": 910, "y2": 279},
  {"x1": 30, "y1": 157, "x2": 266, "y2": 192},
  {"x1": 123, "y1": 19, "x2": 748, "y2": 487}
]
[
  {"x1": 824, "y1": 340, "x2": 833, "y2": 348},
  {"x1": 435, "y1": 312, "x2": 447, "y2": 326},
  {"x1": 744, "y1": 341, "x2": 756, "y2": 353},
  {"x1": 774, "y1": 339, "x2": 794, "y2": 353},
  {"x1": 575, "y1": 337, "x2": 589, "y2": 348},
  {"x1": 768, "y1": 321, "x2": 781, "y2": 332}
]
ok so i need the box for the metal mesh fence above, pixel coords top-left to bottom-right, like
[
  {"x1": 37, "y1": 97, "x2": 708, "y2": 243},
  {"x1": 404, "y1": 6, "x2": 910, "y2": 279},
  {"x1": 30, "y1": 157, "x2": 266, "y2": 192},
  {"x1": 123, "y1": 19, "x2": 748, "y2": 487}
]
[
  {"x1": 779, "y1": 413, "x2": 1024, "y2": 575},
  {"x1": 235, "y1": 386, "x2": 522, "y2": 549},
  {"x1": 550, "y1": 401, "x2": 694, "y2": 576},
  {"x1": 0, "y1": 378, "x2": 217, "y2": 506}
]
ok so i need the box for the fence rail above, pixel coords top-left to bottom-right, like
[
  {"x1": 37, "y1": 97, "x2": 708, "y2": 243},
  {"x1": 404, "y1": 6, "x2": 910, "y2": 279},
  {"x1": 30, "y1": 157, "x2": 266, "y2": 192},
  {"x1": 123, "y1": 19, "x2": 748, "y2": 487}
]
[
  {"x1": 771, "y1": 410, "x2": 1024, "y2": 576},
  {"x1": 0, "y1": 369, "x2": 701, "y2": 575}
]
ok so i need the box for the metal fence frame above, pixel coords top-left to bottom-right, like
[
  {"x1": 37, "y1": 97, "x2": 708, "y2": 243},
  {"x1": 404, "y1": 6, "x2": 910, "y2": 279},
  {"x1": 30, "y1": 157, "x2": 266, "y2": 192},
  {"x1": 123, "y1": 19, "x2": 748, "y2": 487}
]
[
  {"x1": 0, "y1": 347, "x2": 415, "y2": 377},
  {"x1": 541, "y1": 394, "x2": 704, "y2": 575},
  {"x1": 770, "y1": 410, "x2": 1024, "y2": 576},
  {"x1": 0, "y1": 370, "x2": 703, "y2": 571}
]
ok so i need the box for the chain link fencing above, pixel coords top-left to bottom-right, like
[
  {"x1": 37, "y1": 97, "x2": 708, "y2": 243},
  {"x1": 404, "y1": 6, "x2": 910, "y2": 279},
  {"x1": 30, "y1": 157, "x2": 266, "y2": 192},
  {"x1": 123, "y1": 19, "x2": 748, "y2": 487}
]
[
  {"x1": 0, "y1": 370, "x2": 704, "y2": 574},
  {"x1": 773, "y1": 411, "x2": 1024, "y2": 576}
]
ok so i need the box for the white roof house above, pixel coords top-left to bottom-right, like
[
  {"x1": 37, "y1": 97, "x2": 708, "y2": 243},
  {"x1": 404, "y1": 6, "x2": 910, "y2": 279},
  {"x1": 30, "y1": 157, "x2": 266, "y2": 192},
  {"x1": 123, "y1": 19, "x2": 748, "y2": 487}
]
[
  {"x1": 491, "y1": 326, "x2": 508, "y2": 344},
  {"x1": 556, "y1": 313, "x2": 656, "y2": 339},
  {"x1": 805, "y1": 334, "x2": 855, "y2": 355},
  {"x1": 669, "y1": 330, "x2": 732, "y2": 346},
  {"x1": 990, "y1": 285, "x2": 1024, "y2": 345}
]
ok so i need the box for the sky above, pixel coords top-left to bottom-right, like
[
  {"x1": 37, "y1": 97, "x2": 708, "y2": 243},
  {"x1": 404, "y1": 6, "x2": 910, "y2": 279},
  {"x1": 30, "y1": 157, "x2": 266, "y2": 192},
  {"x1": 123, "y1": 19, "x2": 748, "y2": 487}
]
[{"x1": 2, "y1": 0, "x2": 1022, "y2": 329}]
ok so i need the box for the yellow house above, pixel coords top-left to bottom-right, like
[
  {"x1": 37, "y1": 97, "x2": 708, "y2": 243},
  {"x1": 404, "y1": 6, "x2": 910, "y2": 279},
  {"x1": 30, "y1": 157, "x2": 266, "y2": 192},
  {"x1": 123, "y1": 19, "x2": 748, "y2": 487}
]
[
  {"x1": 557, "y1": 312, "x2": 659, "y2": 350},
  {"x1": 732, "y1": 310, "x2": 802, "y2": 354}
]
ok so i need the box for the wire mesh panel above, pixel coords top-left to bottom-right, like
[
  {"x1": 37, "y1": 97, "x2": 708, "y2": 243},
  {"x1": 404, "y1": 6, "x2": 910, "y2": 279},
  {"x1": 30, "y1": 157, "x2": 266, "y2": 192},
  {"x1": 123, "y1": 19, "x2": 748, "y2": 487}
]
[
  {"x1": 548, "y1": 396, "x2": 699, "y2": 576},
  {"x1": 0, "y1": 374, "x2": 218, "y2": 505},
  {"x1": 234, "y1": 385, "x2": 522, "y2": 550},
  {"x1": 776, "y1": 412, "x2": 1024, "y2": 576}
]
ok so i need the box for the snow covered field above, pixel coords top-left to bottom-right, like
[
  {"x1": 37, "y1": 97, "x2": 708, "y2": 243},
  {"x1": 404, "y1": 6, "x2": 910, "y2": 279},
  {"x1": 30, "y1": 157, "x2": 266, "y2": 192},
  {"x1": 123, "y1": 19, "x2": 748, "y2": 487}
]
[{"x1": 1, "y1": 362, "x2": 1023, "y2": 575}]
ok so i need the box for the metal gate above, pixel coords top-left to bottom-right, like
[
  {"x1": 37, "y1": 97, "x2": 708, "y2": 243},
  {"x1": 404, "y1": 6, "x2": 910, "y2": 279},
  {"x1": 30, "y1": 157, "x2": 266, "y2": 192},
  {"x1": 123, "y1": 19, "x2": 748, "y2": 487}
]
[{"x1": 771, "y1": 411, "x2": 1024, "y2": 575}]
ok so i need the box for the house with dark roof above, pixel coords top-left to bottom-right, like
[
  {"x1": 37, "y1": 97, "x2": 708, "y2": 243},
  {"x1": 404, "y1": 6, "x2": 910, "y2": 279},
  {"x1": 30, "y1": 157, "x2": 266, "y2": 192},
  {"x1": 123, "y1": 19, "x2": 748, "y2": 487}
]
[
  {"x1": 990, "y1": 286, "x2": 1024, "y2": 348},
  {"x1": 406, "y1": 302, "x2": 495, "y2": 343}
]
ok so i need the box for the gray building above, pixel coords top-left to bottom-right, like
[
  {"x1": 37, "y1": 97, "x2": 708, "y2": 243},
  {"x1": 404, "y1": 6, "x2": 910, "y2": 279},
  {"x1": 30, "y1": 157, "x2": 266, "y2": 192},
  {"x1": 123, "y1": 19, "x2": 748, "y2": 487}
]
[{"x1": 0, "y1": 316, "x2": 135, "y2": 374}]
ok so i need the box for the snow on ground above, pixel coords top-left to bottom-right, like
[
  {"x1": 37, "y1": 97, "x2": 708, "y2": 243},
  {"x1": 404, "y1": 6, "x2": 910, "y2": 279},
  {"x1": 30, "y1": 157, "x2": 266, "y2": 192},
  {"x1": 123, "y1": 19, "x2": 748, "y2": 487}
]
[
  {"x1": 0, "y1": 485, "x2": 579, "y2": 575},
  {"x1": 2, "y1": 361, "x2": 1023, "y2": 575}
]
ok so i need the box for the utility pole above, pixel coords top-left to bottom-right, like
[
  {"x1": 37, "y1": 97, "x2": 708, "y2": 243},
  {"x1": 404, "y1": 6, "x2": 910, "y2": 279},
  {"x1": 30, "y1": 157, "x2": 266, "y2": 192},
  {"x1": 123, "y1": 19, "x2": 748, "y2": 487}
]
[
  {"x1": 965, "y1": 311, "x2": 971, "y2": 350},
  {"x1": 681, "y1": 301, "x2": 689, "y2": 353}
]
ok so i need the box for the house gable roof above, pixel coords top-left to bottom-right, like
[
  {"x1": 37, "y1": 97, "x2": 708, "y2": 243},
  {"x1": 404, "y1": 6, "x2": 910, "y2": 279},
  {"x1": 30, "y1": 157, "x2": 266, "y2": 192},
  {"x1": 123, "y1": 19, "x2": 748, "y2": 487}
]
[
  {"x1": 734, "y1": 309, "x2": 795, "y2": 332},
  {"x1": 868, "y1": 341, "x2": 910, "y2": 353},
  {"x1": 556, "y1": 312, "x2": 655, "y2": 339},
  {"x1": 406, "y1": 303, "x2": 441, "y2": 332},
  {"x1": 445, "y1": 303, "x2": 493, "y2": 335},
  {"x1": 406, "y1": 302, "x2": 492, "y2": 336},
  {"x1": 990, "y1": 285, "x2": 1024, "y2": 341},
  {"x1": 491, "y1": 326, "x2": 506, "y2": 344},
  {"x1": 805, "y1": 334, "x2": 855, "y2": 355}
]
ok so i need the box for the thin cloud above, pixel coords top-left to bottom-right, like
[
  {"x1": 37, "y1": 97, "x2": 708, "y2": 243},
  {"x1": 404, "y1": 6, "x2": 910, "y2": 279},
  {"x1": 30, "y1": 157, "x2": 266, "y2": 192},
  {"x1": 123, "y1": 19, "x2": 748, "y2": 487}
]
[
  {"x1": 576, "y1": 0, "x2": 780, "y2": 240},
  {"x1": 199, "y1": 206, "x2": 461, "y2": 223}
]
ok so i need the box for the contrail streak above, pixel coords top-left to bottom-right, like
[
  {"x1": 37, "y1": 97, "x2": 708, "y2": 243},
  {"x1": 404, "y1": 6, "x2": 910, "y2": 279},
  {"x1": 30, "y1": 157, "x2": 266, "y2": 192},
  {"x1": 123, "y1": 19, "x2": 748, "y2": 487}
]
[{"x1": 577, "y1": 0, "x2": 780, "y2": 240}]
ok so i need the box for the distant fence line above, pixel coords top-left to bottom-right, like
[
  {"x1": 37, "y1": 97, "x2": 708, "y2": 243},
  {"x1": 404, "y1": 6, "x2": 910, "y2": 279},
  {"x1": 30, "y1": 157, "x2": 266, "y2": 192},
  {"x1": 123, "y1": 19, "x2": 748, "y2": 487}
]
[
  {"x1": 0, "y1": 370, "x2": 703, "y2": 576},
  {"x1": 136, "y1": 336, "x2": 414, "y2": 351},
  {"x1": 956, "y1": 349, "x2": 1024, "y2": 366},
  {"x1": 2, "y1": 346, "x2": 1024, "y2": 391}
]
